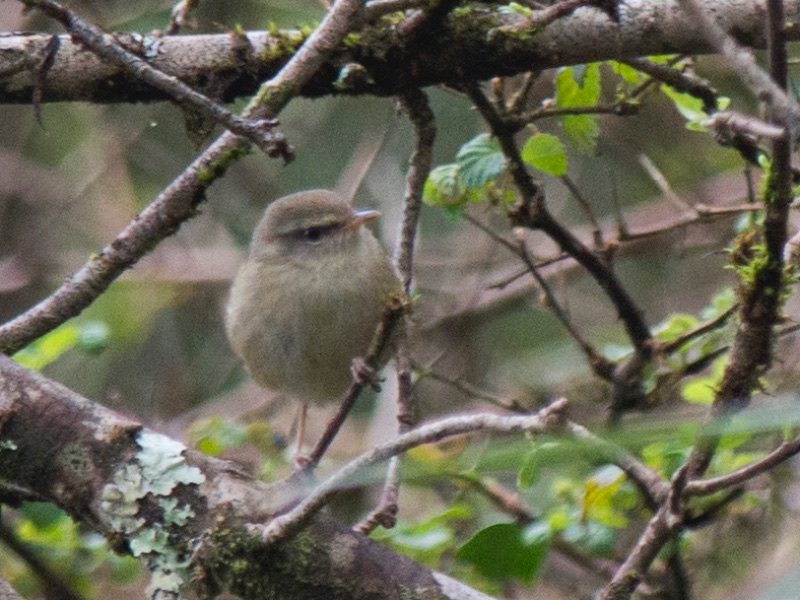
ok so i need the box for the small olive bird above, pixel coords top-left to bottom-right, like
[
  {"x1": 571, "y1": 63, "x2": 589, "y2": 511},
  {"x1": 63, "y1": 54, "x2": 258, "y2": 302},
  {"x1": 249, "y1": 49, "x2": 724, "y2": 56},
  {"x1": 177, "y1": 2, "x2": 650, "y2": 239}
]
[{"x1": 225, "y1": 189, "x2": 402, "y2": 452}]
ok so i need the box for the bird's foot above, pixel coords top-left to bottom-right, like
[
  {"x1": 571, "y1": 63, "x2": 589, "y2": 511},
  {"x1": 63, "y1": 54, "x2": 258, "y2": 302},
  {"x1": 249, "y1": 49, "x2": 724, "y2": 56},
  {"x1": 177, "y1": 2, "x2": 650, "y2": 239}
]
[{"x1": 351, "y1": 357, "x2": 382, "y2": 391}]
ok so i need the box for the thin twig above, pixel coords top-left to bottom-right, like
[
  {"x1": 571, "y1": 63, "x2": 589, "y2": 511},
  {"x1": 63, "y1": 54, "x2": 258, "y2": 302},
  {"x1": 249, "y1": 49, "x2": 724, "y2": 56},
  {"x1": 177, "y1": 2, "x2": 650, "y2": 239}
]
[
  {"x1": 357, "y1": 88, "x2": 435, "y2": 534},
  {"x1": 685, "y1": 435, "x2": 800, "y2": 496},
  {"x1": 261, "y1": 399, "x2": 569, "y2": 545},
  {"x1": 466, "y1": 84, "x2": 653, "y2": 358},
  {"x1": 416, "y1": 363, "x2": 530, "y2": 413},
  {"x1": 660, "y1": 304, "x2": 737, "y2": 355},
  {"x1": 638, "y1": 154, "x2": 697, "y2": 217},
  {"x1": 23, "y1": 0, "x2": 292, "y2": 159},
  {"x1": 560, "y1": 174, "x2": 604, "y2": 250},
  {"x1": 617, "y1": 202, "x2": 761, "y2": 244},
  {"x1": 624, "y1": 57, "x2": 718, "y2": 113},
  {"x1": 463, "y1": 213, "x2": 614, "y2": 381},
  {"x1": 303, "y1": 296, "x2": 408, "y2": 471},
  {"x1": 419, "y1": 366, "x2": 668, "y2": 506}
]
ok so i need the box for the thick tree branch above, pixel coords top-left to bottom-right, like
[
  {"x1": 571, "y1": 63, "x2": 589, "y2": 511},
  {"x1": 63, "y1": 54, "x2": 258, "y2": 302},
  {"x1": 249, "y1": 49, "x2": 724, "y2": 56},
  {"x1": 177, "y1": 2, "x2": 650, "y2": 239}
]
[
  {"x1": 0, "y1": 354, "x2": 494, "y2": 600},
  {"x1": 2, "y1": 0, "x2": 799, "y2": 104}
]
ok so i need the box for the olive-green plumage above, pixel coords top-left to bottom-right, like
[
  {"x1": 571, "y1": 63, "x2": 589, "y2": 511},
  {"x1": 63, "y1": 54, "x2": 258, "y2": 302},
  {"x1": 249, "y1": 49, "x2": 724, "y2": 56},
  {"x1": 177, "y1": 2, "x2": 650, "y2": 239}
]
[{"x1": 225, "y1": 189, "x2": 401, "y2": 404}]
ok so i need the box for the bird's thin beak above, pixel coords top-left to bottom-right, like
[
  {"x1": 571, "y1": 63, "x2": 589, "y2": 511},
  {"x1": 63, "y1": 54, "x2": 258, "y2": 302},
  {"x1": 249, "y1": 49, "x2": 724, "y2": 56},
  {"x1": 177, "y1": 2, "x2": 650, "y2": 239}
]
[{"x1": 346, "y1": 209, "x2": 381, "y2": 230}]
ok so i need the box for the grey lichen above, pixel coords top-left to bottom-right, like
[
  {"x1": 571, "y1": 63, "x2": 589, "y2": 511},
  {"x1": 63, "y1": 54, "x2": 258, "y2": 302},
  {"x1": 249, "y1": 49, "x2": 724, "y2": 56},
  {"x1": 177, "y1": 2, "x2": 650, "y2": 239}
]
[{"x1": 100, "y1": 430, "x2": 205, "y2": 596}]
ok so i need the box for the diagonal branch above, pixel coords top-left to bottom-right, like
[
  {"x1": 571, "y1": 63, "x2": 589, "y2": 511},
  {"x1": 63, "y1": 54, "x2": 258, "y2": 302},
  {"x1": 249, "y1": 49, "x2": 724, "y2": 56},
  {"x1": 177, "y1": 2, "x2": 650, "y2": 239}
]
[
  {"x1": 21, "y1": 0, "x2": 292, "y2": 158},
  {"x1": 262, "y1": 399, "x2": 569, "y2": 545}
]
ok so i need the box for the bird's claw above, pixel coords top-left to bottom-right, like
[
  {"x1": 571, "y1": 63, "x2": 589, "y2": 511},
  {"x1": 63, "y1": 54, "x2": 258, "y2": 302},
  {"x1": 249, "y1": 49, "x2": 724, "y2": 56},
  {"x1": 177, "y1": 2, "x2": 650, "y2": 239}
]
[{"x1": 351, "y1": 357, "x2": 382, "y2": 391}]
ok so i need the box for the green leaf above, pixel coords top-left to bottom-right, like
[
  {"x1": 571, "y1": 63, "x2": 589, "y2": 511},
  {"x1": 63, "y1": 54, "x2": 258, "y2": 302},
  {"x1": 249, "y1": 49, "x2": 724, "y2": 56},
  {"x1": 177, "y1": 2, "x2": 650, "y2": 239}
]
[
  {"x1": 660, "y1": 84, "x2": 709, "y2": 129},
  {"x1": 188, "y1": 416, "x2": 249, "y2": 457},
  {"x1": 700, "y1": 287, "x2": 736, "y2": 319},
  {"x1": 652, "y1": 313, "x2": 699, "y2": 342},
  {"x1": 77, "y1": 321, "x2": 111, "y2": 354},
  {"x1": 609, "y1": 60, "x2": 642, "y2": 84},
  {"x1": 681, "y1": 357, "x2": 726, "y2": 404},
  {"x1": 518, "y1": 448, "x2": 539, "y2": 489},
  {"x1": 562, "y1": 521, "x2": 616, "y2": 556},
  {"x1": 423, "y1": 163, "x2": 464, "y2": 207},
  {"x1": 14, "y1": 324, "x2": 81, "y2": 370},
  {"x1": 456, "y1": 133, "x2": 506, "y2": 187},
  {"x1": 680, "y1": 378, "x2": 716, "y2": 404},
  {"x1": 457, "y1": 523, "x2": 550, "y2": 583},
  {"x1": 521, "y1": 133, "x2": 567, "y2": 175},
  {"x1": 582, "y1": 466, "x2": 628, "y2": 528},
  {"x1": 375, "y1": 504, "x2": 471, "y2": 566},
  {"x1": 555, "y1": 64, "x2": 601, "y2": 154}
]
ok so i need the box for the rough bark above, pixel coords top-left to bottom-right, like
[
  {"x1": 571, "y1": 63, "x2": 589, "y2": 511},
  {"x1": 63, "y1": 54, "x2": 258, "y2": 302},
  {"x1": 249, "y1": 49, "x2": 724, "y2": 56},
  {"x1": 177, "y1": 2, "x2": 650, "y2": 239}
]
[
  {"x1": 0, "y1": 355, "x2": 490, "y2": 600},
  {"x1": 1, "y1": 0, "x2": 797, "y2": 104}
]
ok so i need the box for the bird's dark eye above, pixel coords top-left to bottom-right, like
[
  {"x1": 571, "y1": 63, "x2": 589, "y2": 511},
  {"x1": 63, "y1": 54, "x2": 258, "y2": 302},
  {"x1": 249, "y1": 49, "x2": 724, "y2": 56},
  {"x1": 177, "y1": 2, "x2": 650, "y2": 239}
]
[
  {"x1": 288, "y1": 223, "x2": 340, "y2": 244},
  {"x1": 302, "y1": 227, "x2": 323, "y2": 242}
]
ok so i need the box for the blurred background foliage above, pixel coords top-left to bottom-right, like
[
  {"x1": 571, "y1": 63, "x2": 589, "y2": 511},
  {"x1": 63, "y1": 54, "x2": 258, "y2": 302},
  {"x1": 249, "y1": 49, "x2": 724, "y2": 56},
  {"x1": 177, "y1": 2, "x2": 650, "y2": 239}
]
[{"x1": 2, "y1": 1, "x2": 800, "y2": 599}]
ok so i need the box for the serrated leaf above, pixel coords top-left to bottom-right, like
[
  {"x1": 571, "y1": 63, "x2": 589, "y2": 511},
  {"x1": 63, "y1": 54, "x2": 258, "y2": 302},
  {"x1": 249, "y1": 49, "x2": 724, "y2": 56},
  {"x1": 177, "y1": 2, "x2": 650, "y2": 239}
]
[
  {"x1": 555, "y1": 64, "x2": 601, "y2": 154},
  {"x1": 521, "y1": 133, "x2": 567, "y2": 175},
  {"x1": 423, "y1": 163, "x2": 464, "y2": 207},
  {"x1": 457, "y1": 523, "x2": 549, "y2": 583},
  {"x1": 456, "y1": 133, "x2": 506, "y2": 188}
]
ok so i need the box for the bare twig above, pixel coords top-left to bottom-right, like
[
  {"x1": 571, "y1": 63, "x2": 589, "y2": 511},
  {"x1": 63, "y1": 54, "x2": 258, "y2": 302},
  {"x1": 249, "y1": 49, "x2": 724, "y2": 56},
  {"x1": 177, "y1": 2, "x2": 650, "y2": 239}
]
[
  {"x1": 617, "y1": 202, "x2": 761, "y2": 243},
  {"x1": 624, "y1": 57, "x2": 718, "y2": 113},
  {"x1": 262, "y1": 399, "x2": 569, "y2": 544},
  {"x1": 660, "y1": 304, "x2": 737, "y2": 355},
  {"x1": 638, "y1": 154, "x2": 697, "y2": 217},
  {"x1": 357, "y1": 89, "x2": 435, "y2": 533},
  {"x1": 419, "y1": 366, "x2": 668, "y2": 506},
  {"x1": 468, "y1": 85, "x2": 654, "y2": 357},
  {"x1": 685, "y1": 435, "x2": 800, "y2": 497},
  {"x1": 22, "y1": 0, "x2": 292, "y2": 159},
  {"x1": 560, "y1": 174, "x2": 604, "y2": 250},
  {"x1": 304, "y1": 296, "x2": 408, "y2": 471},
  {"x1": 463, "y1": 213, "x2": 614, "y2": 381},
  {"x1": 416, "y1": 363, "x2": 530, "y2": 413}
]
